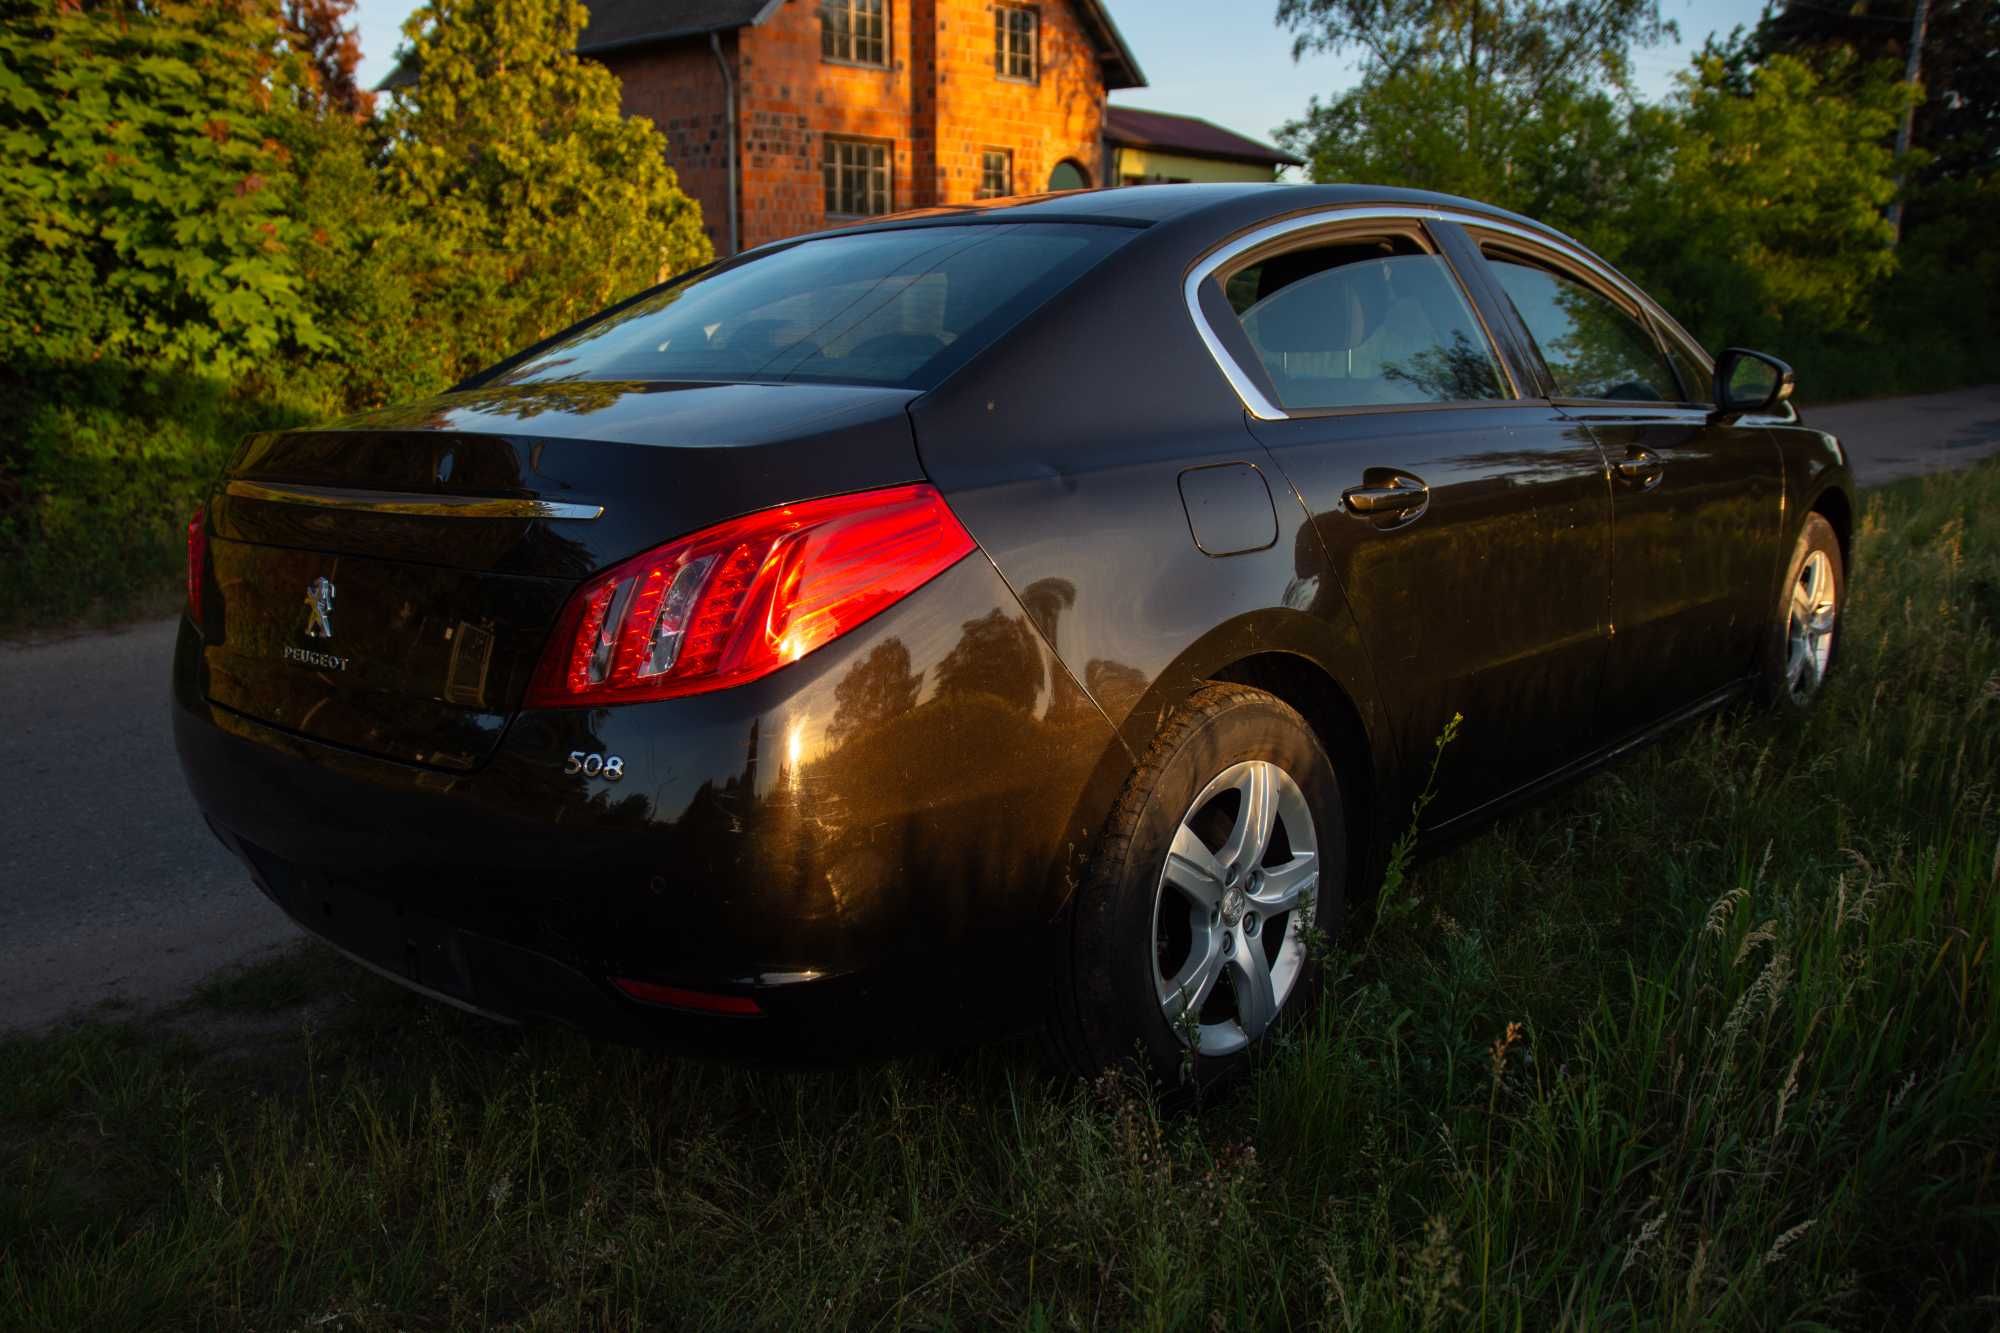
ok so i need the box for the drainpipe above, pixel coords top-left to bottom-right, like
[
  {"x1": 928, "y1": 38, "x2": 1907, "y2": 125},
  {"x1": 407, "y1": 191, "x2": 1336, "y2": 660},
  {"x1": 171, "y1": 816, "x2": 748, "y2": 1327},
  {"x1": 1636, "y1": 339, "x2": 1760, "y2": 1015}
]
[{"x1": 710, "y1": 30, "x2": 739, "y2": 257}]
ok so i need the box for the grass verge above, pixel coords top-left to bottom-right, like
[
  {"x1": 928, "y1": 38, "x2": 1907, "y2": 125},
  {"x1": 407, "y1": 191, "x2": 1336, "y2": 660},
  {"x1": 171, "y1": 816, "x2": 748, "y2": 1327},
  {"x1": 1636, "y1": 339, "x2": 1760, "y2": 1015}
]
[{"x1": 3, "y1": 464, "x2": 1997, "y2": 1331}]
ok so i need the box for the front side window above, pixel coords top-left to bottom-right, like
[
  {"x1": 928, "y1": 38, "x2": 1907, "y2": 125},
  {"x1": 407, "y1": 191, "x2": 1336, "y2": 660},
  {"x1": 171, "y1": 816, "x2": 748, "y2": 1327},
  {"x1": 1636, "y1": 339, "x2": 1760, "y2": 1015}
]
[
  {"x1": 978, "y1": 149, "x2": 1012, "y2": 199},
  {"x1": 489, "y1": 223, "x2": 1131, "y2": 391},
  {"x1": 1485, "y1": 255, "x2": 1679, "y2": 402},
  {"x1": 1224, "y1": 235, "x2": 1507, "y2": 410},
  {"x1": 820, "y1": 0, "x2": 887, "y2": 66},
  {"x1": 824, "y1": 137, "x2": 891, "y2": 217},
  {"x1": 1663, "y1": 335, "x2": 1713, "y2": 404},
  {"x1": 995, "y1": 5, "x2": 1036, "y2": 81}
]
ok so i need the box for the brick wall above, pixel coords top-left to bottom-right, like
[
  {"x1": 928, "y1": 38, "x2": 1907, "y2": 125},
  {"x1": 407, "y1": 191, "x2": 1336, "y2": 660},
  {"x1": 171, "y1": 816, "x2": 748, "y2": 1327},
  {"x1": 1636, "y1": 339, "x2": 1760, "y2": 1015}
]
[
  {"x1": 928, "y1": 0, "x2": 1104, "y2": 204},
  {"x1": 736, "y1": 0, "x2": 920, "y2": 248},
  {"x1": 603, "y1": 0, "x2": 1111, "y2": 252},
  {"x1": 601, "y1": 38, "x2": 737, "y2": 256}
]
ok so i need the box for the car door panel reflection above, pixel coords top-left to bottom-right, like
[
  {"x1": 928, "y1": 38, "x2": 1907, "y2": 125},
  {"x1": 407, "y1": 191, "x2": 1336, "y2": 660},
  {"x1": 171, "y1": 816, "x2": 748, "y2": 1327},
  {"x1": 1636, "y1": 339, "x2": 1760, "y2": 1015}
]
[
  {"x1": 1564, "y1": 406, "x2": 1784, "y2": 736},
  {"x1": 1252, "y1": 405, "x2": 1613, "y2": 819}
]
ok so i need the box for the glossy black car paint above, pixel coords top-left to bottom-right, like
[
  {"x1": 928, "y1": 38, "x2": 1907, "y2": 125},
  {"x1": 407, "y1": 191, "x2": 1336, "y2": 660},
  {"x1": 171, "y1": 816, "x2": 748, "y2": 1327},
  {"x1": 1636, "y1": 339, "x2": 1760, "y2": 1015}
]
[{"x1": 173, "y1": 183, "x2": 1856, "y2": 1051}]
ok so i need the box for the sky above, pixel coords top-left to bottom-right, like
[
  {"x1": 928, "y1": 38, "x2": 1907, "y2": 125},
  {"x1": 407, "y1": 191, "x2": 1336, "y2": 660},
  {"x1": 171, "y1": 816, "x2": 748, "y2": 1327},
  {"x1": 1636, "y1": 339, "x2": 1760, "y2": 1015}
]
[{"x1": 349, "y1": 0, "x2": 1768, "y2": 153}]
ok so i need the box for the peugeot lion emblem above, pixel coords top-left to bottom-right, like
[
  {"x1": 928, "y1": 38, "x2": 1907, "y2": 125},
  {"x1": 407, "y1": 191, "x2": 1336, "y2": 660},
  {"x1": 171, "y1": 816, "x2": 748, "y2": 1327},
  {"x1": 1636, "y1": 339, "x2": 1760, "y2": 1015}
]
[{"x1": 303, "y1": 576, "x2": 336, "y2": 639}]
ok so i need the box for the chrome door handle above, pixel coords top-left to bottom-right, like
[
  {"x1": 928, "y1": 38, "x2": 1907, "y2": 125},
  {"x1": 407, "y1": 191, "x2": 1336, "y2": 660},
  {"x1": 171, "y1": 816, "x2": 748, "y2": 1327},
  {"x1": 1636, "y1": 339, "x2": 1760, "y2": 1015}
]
[
  {"x1": 1343, "y1": 477, "x2": 1429, "y2": 515},
  {"x1": 1616, "y1": 449, "x2": 1665, "y2": 487}
]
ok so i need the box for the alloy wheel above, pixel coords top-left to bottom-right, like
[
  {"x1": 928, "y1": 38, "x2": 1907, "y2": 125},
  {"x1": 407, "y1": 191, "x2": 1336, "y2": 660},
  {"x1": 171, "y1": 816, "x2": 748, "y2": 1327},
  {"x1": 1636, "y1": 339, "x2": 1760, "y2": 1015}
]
[
  {"x1": 1151, "y1": 759, "x2": 1318, "y2": 1057},
  {"x1": 1785, "y1": 548, "x2": 1838, "y2": 702}
]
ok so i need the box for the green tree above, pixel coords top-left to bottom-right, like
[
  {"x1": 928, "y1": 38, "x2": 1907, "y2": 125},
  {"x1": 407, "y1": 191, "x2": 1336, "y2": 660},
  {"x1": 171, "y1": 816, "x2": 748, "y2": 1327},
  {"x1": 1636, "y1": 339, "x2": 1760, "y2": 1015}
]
[
  {"x1": 379, "y1": 0, "x2": 711, "y2": 380},
  {"x1": 1275, "y1": 0, "x2": 1673, "y2": 221},
  {"x1": 1616, "y1": 51, "x2": 1917, "y2": 348},
  {"x1": 1754, "y1": 0, "x2": 1998, "y2": 188}
]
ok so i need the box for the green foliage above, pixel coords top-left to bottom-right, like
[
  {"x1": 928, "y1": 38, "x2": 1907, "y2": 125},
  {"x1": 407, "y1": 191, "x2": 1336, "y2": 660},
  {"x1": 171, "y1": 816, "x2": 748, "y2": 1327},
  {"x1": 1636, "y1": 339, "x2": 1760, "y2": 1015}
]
[
  {"x1": 1618, "y1": 51, "x2": 1916, "y2": 348},
  {"x1": 0, "y1": 0, "x2": 710, "y2": 630},
  {"x1": 0, "y1": 0, "x2": 326, "y2": 374},
  {"x1": 1277, "y1": 0, "x2": 1673, "y2": 228},
  {"x1": 1753, "y1": 0, "x2": 1998, "y2": 188},
  {"x1": 3, "y1": 461, "x2": 1997, "y2": 1328},
  {"x1": 1276, "y1": 0, "x2": 1675, "y2": 93},
  {"x1": 381, "y1": 0, "x2": 710, "y2": 377},
  {"x1": 1277, "y1": 0, "x2": 1997, "y2": 404}
]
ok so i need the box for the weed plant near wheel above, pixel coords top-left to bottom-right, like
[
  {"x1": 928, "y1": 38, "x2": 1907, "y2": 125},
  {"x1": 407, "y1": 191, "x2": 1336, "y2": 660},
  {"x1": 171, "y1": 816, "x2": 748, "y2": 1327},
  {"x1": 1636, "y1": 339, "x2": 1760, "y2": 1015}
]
[{"x1": 4, "y1": 463, "x2": 1997, "y2": 1329}]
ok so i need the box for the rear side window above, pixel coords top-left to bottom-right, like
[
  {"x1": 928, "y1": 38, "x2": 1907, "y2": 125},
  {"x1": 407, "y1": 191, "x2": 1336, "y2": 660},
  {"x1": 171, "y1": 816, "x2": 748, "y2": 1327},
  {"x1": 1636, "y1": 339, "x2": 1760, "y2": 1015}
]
[
  {"x1": 1224, "y1": 236, "x2": 1506, "y2": 411},
  {"x1": 1486, "y1": 257, "x2": 1679, "y2": 402},
  {"x1": 493, "y1": 223, "x2": 1129, "y2": 391}
]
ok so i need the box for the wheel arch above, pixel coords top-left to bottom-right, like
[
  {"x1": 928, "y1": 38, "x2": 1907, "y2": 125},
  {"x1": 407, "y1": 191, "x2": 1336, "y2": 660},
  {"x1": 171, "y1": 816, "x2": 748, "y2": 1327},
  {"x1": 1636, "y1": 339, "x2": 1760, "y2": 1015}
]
[
  {"x1": 1809, "y1": 481, "x2": 1855, "y2": 570},
  {"x1": 1208, "y1": 650, "x2": 1380, "y2": 900},
  {"x1": 1048, "y1": 607, "x2": 1393, "y2": 923}
]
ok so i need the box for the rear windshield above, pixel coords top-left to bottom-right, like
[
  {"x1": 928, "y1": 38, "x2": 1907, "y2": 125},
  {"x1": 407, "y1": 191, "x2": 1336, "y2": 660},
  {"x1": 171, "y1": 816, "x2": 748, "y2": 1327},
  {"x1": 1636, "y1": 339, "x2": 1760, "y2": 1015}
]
[{"x1": 492, "y1": 223, "x2": 1131, "y2": 391}]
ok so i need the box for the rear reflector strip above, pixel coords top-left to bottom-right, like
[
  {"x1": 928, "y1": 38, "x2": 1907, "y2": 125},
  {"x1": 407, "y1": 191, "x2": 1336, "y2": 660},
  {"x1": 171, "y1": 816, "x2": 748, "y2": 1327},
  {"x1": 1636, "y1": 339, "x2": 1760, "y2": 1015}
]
[
  {"x1": 611, "y1": 978, "x2": 763, "y2": 1016},
  {"x1": 226, "y1": 480, "x2": 604, "y2": 521}
]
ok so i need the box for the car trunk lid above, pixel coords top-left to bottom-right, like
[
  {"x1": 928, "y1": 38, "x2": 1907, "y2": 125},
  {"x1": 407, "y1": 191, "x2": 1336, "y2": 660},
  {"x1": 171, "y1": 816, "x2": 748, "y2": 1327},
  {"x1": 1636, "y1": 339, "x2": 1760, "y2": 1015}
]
[{"x1": 198, "y1": 381, "x2": 926, "y2": 770}]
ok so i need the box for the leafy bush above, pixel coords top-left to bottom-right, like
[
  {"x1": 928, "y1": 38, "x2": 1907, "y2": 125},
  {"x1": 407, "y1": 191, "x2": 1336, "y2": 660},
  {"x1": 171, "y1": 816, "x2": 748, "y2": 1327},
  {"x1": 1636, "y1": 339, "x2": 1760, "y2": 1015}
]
[
  {"x1": 0, "y1": 0, "x2": 327, "y2": 373},
  {"x1": 0, "y1": 0, "x2": 711, "y2": 631}
]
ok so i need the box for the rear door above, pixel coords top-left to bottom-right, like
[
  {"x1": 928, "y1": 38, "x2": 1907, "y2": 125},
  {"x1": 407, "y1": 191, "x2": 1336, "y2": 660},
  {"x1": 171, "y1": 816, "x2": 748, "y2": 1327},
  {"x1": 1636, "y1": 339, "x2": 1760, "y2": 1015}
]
[
  {"x1": 1202, "y1": 213, "x2": 1615, "y2": 819},
  {"x1": 1464, "y1": 229, "x2": 1785, "y2": 737}
]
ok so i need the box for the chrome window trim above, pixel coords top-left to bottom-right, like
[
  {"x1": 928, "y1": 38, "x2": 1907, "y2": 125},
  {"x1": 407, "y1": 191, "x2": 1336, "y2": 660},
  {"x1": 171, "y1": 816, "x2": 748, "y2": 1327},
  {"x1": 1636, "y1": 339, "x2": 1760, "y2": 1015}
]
[
  {"x1": 225, "y1": 480, "x2": 604, "y2": 521},
  {"x1": 1185, "y1": 204, "x2": 1709, "y2": 421},
  {"x1": 1466, "y1": 224, "x2": 1713, "y2": 406}
]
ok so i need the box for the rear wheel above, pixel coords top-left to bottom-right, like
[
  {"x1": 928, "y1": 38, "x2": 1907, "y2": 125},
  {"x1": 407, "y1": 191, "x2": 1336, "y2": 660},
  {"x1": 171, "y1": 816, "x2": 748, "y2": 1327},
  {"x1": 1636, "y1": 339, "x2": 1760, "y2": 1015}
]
[
  {"x1": 1762, "y1": 513, "x2": 1843, "y2": 712},
  {"x1": 1051, "y1": 683, "x2": 1345, "y2": 1089}
]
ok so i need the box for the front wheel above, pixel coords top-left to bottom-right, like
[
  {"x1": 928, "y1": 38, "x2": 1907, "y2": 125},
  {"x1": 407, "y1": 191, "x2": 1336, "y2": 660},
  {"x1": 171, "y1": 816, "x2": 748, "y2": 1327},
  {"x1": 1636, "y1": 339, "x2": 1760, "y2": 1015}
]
[
  {"x1": 1049, "y1": 683, "x2": 1345, "y2": 1089},
  {"x1": 1762, "y1": 513, "x2": 1844, "y2": 712}
]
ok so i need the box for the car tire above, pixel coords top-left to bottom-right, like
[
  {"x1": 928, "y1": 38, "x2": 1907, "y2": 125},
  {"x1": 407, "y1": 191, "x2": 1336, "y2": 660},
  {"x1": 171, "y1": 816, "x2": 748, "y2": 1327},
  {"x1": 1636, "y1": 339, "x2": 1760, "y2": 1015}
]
[
  {"x1": 1761, "y1": 513, "x2": 1844, "y2": 713},
  {"x1": 1049, "y1": 682, "x2": 1346, "y2": 1090}
]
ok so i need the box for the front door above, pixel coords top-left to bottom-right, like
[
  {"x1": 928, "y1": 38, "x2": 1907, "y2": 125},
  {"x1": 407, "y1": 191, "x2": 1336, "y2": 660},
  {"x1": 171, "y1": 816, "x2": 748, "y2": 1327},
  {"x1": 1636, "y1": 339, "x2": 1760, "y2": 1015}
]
[
  {"x1": 1203, "y1": 219, "x2": 1614, "y2": 820},
  {"x1": 1471, "y1": 240, "x2": 1786, "y2": 738}
]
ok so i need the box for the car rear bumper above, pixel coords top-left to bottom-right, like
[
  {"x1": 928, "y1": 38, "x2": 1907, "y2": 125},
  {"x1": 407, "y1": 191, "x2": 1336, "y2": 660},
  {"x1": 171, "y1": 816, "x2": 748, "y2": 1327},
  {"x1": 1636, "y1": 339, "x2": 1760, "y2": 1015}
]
[
  {"x1": 171, "y1": 553, "x2": 1129, "y2": 1051},
  {"x1": 205, "y1": 814, "x2": 924, "y2": 1055}
]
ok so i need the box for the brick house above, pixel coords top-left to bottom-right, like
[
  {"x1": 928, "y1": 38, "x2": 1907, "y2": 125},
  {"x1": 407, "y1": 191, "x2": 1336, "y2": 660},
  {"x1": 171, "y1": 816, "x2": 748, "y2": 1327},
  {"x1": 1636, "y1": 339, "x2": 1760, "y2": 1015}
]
[{"x1": 557, "y1": 0, "x2": 1145, "y2": 253}]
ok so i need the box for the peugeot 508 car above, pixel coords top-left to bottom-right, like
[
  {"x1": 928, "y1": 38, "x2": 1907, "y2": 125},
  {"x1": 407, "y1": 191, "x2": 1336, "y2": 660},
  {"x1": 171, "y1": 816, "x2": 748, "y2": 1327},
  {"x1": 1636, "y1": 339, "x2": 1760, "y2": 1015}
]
[{"x1": 174, "y1": 184, "x2": 1853, "y2": 1082}]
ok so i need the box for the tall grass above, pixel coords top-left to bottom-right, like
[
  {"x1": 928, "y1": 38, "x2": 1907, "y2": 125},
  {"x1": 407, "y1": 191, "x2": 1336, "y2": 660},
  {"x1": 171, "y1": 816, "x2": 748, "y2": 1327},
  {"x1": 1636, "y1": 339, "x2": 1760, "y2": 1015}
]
[{"x1": 3, "y1": 464, "x2": 1995, "y2": 1331}]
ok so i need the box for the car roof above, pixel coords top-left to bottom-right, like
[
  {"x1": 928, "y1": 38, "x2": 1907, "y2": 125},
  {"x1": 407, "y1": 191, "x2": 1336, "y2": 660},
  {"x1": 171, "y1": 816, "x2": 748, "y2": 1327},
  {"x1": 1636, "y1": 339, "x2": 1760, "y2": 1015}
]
[
  {"x1": 820, "y1": 182, "x2": 1546, "y2": 233},
  {"x1": 794, "y1": 182, "x2": 1597, "y2": 271}
]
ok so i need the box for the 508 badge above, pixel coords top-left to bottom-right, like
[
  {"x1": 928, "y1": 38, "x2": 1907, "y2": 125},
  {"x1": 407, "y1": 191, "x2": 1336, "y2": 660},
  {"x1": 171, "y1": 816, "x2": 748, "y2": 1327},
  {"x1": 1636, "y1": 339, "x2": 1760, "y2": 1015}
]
[{"x1": 564, "y1": 752, "x2": 625, "y2": 781}]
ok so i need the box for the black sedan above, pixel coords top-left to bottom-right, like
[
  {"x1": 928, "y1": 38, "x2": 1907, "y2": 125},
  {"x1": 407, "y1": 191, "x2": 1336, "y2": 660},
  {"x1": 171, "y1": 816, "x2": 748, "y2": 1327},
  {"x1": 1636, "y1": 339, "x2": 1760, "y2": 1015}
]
[{"x1": 174, "y1": 183, "x2": 1853, "y2": 1083}]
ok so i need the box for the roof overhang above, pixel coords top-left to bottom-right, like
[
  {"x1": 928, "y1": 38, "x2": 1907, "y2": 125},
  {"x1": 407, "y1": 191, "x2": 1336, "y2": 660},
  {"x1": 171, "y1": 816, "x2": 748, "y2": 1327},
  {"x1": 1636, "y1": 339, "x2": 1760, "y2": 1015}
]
[
  {"x1": 382, "y1": 0, "x2": 1143, "y2": 95},
  {"x1": 574, "y1": 0, "x2": 784, "y2": 57},
  {"x1": 1073, "y1": 0, "x2": 1145, "y2": 91}
]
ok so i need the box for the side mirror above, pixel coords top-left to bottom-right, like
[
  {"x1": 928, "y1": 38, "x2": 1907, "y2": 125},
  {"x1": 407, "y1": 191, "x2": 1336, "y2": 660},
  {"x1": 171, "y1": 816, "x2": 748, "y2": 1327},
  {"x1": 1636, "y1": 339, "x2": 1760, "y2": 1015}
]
[{"x1": 1713, "y1": 347, "x2": 1795, "y2": 419}]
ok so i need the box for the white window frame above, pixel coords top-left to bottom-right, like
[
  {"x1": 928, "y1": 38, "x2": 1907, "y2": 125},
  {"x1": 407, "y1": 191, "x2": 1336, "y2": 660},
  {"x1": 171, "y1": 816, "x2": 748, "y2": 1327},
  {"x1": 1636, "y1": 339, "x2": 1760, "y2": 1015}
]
[
  {"x1": 820, "y1": 0, "x2": 889, "y2": 67},
  {"x1": 977, "y1": 148, "x2": 1013, "y2": 199},
  {"x1": 995, "y1": 5, "x2": 1037, "y2": 82},
  {"x1": 823, "y1": 136, "x2": 892, "y2": 218}
]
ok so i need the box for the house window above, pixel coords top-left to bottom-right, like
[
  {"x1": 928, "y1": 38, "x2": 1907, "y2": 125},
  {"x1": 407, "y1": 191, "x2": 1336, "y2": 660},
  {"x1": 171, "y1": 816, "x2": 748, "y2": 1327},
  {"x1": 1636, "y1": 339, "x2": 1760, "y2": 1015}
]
[
  {"x1": 995, "y1": 5, "x2": 1036, "y2": 81},
  {"x1": 824, "y1": 137, "x2": 891, "y2": 216},
  {"x1": 820, "y1": 0, "x2": 888, "y2": 67},
  {"x1": 978, "y1": 149, "x2": 1012, "y2": 199}
]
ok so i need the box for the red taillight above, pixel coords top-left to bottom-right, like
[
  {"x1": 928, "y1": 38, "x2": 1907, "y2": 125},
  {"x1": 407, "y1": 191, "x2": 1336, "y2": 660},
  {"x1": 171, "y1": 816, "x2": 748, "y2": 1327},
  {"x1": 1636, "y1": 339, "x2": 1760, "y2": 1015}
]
[
  {"x1": 185, "y1": 504, "x2": 207, "y2": 623},
  {"x1": 527, "y1": 483, "x2": 975, "y2": 708},
  {"x1": 611, "y1": 978, "x2": 763, "y2": 1016}
]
